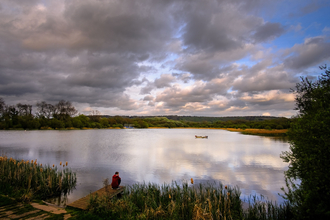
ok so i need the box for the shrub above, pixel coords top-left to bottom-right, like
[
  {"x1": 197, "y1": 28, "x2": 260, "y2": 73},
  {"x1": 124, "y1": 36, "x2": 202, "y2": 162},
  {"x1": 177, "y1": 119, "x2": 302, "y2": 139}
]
[{"x1": 281, "y1": 66, "x2": 330, "y2": 219}]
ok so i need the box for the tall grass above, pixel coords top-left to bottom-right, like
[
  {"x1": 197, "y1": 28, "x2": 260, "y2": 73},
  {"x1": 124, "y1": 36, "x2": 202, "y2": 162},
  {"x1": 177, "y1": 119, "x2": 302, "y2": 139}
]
[
  {"x1": 0, "y1": 156, "x2": 76, "y2": 201},
  {"x1": 243, "y1": 195, "x2": 293, "y2": 220},
  {"x1": 225, "y1": 128, "x2": 288, "y2": 136},
  {"x1": 88, "y1": 181, "x2": 292, "y2": 220}
]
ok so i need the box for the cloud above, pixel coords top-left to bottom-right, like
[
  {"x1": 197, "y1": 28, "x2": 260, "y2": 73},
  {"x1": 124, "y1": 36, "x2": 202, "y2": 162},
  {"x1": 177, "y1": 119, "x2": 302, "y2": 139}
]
[
  {"x1": 253, "y1": 22, "x2": 286, "y2": 43},
  {"x1": 232, "y1": 63, "x2": 297, "y2": 93},
  {"x1": 140, "y1": 74, "x2": 176, "y2": 94},
  {"x1": 174, "y1": 52, "x2": 255, "y2": 81},
  {"x1": 0, "y1": 0, "x2": 178, "y2": 110},
  {"x1": 239, "y1": 90, "x2": 295, "y2": 105},
  {"x1": 154, "y1": 74, "x2": 176, "y2": 88},
  {"x1": 143, "y1": 95, "x2": 154, "y2": 102},
  {"x1": 283, "y1": 36, "x2": 330, "y2": 70},
  {"x1": 172, "y1": 73, "x2": 192, "y2": 83},
  {"x1": 155, "y1": 78, "x2": 229, "y2": 109},
  {"x1": 0, "y1": 0, "x2": 327, "y2": 117},
  {"x1": 180, "y1": 0, "x2": 265, "y2": 53},
  {"x1": 288, "y1": 1, "x2": 327, "y2": 18}
]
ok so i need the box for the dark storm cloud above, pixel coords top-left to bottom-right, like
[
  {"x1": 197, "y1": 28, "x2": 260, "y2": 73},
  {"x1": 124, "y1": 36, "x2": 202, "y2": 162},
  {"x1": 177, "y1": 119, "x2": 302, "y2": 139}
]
[
  {"x1": 0, "y1": 83, "x2": 39, "y2": 96},
  {"x1": 66, "y1": 54, "x2": 139, "y2": 89},
  {"x1": 62, "y1": 0, "x2": 174, "y2": 53},
  {"x1": 180, "y1": 0, "x2": 266, "y2": 53},
  {"x1": 0, "y1": 0, "x2": 179, "y2": 110}
]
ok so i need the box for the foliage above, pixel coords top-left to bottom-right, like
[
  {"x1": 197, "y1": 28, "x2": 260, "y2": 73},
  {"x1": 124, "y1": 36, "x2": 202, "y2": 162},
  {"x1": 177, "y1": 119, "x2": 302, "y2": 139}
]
[
  {"x1": 281, "y1": 66, "x2": 330, "y2": 219},
  {"x1": 86, "y1": 181, "x2": 291, "y2": 220},
  {"x1": 0, "y1": 156, "x2": 76, "y2": 201},
  {"x1": 244, "y1": 195, "x2": 293, "y2": 220},
  {"x1": 0, "y1": 98, "x2": 291, "y2": 131}
]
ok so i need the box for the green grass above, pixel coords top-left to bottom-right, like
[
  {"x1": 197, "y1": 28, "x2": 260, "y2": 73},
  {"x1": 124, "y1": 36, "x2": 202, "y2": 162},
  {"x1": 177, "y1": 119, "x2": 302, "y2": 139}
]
[
  {"x1": 0, "y1": 156, "x2": 77, "y2": 202},
  {"x1": 86, "y1": 181, "x2": 293, "y2": 220}
]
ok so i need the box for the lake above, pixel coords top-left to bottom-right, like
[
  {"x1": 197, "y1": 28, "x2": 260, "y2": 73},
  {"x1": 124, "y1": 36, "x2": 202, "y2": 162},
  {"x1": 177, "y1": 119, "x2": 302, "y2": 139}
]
[{"x1": 0, "y1": 129, "x2": 289, "y2": 205}]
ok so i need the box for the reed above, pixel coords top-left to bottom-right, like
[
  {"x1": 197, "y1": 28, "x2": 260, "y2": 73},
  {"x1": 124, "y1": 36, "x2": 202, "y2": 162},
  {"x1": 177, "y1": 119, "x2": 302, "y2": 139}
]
[
  {"x1": 88, "y1": 181, "x2": 244, "y2": 219},
  {"x1": 0, "y1": 156, "x2": 76, "y2": 201},
  {"x1": 87, "y1": 181, "x2": 292, "y2": 220},
  {"x1": 225, "y1": 128, "x2": 288, "y2": 136},
  {"x1": 243, "y1": 195, "x2": 293, "y2": 220}
]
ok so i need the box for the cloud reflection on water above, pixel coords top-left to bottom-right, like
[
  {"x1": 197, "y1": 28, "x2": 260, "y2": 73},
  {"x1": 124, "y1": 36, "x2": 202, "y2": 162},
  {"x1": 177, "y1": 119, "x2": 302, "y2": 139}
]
[{"x1": 0, "y1": 129, "x2": 289, "y2": 203}]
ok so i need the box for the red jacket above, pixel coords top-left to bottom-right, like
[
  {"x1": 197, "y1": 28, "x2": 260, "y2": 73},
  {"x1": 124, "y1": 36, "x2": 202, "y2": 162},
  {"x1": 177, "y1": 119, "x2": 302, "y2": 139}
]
[{"x1": 111, "y1": 174, "x2": 121, "y2": 188}]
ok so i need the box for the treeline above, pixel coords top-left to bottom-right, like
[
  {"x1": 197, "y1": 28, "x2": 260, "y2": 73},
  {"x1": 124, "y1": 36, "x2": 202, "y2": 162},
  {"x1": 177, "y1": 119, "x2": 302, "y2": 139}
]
[
  {"x1": 0, "y1": 98, "x2": 291, "y2": 130},
  {"x1": 0, "y1": 99, "x2": 125, "y2": 130},
  {"x1": 132, "y1": 116, "x2": 291, "y2": 129},
  {"x1": 129, "y1": 115, "x2": 280, "y2": 123}
]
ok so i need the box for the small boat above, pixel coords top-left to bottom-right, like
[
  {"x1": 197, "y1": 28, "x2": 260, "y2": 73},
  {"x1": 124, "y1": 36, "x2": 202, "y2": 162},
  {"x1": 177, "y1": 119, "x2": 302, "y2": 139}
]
[{"x1": 195, "y1": 135, "x2": 208, "y2": 139}]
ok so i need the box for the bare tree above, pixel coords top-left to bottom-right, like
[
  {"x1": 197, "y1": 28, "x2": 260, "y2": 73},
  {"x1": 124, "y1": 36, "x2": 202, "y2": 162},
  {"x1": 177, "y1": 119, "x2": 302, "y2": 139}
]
[
  {"x1": 90, "y1": 109, "x2": 101, "y2": 116},
  {"x1": 0, "y1": 97, "x2": 4, "y2": 117},
  {"x1": 17, "y1": 103, "x2": 32, "y2": 116},
  {"x1": 36, "y1": 101, "x2": 56, "y2": 119},
  {"x1": 89, "y1": 109, "x2": 101, "y2": 122},
  {"x1": 3, "y1": 105, "x2": 18, "y2": 120},
  {"x1": 54, "y1": 100, "x2": 78, "y2": 120}
]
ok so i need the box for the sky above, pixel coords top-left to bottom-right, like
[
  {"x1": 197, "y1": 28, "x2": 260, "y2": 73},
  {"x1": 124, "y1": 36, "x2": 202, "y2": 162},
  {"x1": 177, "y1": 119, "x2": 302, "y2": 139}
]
[{"x1": 0, "y1": 0, "x2": 329, "y2": 117}]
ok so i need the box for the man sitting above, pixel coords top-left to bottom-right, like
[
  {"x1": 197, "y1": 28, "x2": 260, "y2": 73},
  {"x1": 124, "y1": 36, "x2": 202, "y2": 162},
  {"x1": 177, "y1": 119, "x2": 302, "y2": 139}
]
[{"x1": 111, "y1": 171, "x2": 121, "y2": 189}]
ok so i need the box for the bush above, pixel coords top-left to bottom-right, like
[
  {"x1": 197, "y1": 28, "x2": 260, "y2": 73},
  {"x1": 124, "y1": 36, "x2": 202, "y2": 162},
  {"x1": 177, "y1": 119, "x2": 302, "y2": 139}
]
[
  {"x1": 281, "y1": 66, "x2": 330, "y2": 219},
  {"x1": 276, "y1": 125, "x2": 283, "y2": 129},
  {"x1": 113, "y1": 124, "x2": 123, "y2": 129}
]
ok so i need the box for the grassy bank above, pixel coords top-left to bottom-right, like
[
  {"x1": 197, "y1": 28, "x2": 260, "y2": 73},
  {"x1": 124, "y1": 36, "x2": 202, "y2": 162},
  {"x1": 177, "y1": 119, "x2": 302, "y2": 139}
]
[
  {"x1": 224, "y1": 128, "x2": 288, "y2": 136},
  {"x1": 86, "y1": 181, "x2": 292, "y2": 220},
  {"x1": 0, "y1": 156, "x2": 76, "y2": 202}
]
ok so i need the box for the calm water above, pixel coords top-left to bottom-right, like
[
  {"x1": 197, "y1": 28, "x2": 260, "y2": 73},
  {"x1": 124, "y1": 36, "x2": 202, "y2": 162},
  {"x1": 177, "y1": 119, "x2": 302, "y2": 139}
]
[{"x1": 0, "y1": 129, "x2": 289, "y2": 204}]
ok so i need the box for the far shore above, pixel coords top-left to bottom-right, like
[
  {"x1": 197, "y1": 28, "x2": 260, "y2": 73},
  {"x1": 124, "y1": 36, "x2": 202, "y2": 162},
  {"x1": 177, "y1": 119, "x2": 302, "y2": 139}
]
[
  {"x1": 147, "y1": 127, "x2": 288, "y2": 136},
  {"x1": 1, "y1": 127, "x2": 288, "y2": 136}
]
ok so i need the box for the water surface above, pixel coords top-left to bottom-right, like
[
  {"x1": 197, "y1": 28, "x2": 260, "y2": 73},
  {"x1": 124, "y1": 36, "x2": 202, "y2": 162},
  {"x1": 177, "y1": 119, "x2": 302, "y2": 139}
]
[{"x1": 0, "y1": 129, "x2": 289, "y2": 204}]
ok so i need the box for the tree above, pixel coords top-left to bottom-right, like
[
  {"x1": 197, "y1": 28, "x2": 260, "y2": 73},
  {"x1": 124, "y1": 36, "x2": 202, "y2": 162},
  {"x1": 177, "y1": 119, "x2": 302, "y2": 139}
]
[
  {"x1": 36, "y1": 101, "x2": 56, "y2": 119},
  {"x1": 89, "y1": 109, "x2": 101, "y2": 122},
  {"x1": 54, "y1": 100, "x2": 78, "y2": 121},
  {"x1": 17, "y1": 103, "x2": 32, "y2": 116},
  {"x1": 0, "y1": 97, "x2": 4, "y2": 117},
  {"x1": 281, "y1": 65, "x2": 330, "y2": 219}
]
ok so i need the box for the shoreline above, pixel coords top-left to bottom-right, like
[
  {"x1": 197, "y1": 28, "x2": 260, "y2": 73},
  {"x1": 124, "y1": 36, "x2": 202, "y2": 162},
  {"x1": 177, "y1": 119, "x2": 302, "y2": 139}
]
[
  {"x1": 147, "y1": 127, "x2": 288, "y2": 136},
  {"x1": 0, "y1": 127, "x2": 288, "y2": 136}
]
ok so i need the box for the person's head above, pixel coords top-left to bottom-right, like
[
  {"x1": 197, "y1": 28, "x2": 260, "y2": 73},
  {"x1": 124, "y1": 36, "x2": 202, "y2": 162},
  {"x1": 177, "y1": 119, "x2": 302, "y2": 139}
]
[{"x1": 115, "y1": 171, "x2": 119, "y2": 176}]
